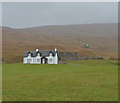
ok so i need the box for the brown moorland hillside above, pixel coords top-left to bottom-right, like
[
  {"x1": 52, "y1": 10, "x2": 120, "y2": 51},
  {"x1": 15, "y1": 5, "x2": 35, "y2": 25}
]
[{"x1": 2, "y1": 23, "x2": 118, "y2": 63}]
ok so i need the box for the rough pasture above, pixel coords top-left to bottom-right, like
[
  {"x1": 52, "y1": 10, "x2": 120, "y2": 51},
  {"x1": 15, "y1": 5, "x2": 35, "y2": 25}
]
[{"x1": 2, "y1": 60, "x2": 118, "y2": 101}]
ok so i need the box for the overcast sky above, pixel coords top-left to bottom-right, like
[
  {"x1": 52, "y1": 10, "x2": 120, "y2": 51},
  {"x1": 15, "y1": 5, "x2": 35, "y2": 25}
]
[{"x1": 2, "y1": 2, "x2": 118, "y2": 28}]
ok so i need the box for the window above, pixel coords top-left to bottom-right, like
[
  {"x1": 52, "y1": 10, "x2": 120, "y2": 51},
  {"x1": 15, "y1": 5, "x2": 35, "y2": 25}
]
[
  {"x1": 27, "y1": 59, "x2": 31, "y2": 63},
  {"x1": 37, "y1": 59, "x2": 40, "y2": 62},
  {"x1": 49, "y1": 59, "x2": 52, "y2": 62},
  {"x1": 49, "y1": 53, "x2": 53, "y2": 56},
  {"x1": 28, "y1": 53, "x2": 31, "y2": 56},
  {"x1": 37, "y1": 53, "x2": 40, "y2": 56}
]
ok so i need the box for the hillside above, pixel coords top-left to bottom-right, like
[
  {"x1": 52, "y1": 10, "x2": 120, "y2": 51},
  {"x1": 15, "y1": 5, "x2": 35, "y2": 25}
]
[{"x1": 2, "y1": 23, "x2": 118, "y2": 63}]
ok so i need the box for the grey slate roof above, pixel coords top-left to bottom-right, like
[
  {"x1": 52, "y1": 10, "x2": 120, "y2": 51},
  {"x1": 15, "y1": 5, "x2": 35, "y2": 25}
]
[{"x1": 24, "y1": 50, "x2": 58, "y2": 57}]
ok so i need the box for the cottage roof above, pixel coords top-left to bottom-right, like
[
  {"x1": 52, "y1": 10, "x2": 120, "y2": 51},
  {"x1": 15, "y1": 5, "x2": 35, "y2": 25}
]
[{"x1": 24, "y1": 50, "x2": 58, "y2": 57}]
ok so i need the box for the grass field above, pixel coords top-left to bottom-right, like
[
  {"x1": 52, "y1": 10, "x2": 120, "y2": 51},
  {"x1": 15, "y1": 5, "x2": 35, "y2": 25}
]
[{"x1": 2, "y1": 60, "x2": 118, "y2": 101}]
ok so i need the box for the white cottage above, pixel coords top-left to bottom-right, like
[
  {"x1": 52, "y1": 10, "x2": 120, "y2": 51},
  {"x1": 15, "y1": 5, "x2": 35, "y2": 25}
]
[{"x1": 23, "y1": 48, "x2": 59, "y2": 64}]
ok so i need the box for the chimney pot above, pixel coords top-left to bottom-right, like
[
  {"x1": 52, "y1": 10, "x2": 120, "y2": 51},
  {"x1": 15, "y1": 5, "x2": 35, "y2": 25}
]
[
  {"x1": 55, "y1": 48, "x2": 57, "y2": 51},
  {"x1": 36, "y1": 49, "x2": 39, "y2": 52}
]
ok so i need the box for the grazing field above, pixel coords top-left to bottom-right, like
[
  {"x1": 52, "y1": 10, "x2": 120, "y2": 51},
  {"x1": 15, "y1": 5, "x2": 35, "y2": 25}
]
[{"x1": 2, "y1": 60, "x2": 118, "y2": 101}]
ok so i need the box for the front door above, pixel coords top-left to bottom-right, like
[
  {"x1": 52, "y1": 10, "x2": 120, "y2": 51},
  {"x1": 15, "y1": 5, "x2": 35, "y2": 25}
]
[
  {"x1": 42, "y1": 59, "x2": 45, "y2": 64},
  {"x1": 41, "y1": 57, "x2": 48, "y2": 64},
  {"x1": 45, "y1": 59, "x2": 48, "y2": 64}
]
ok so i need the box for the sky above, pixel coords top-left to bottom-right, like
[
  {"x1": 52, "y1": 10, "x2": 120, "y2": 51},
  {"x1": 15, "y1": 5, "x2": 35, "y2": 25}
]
[{"x1": 2, "y1": 2, "x2": 118, "y2": 28}]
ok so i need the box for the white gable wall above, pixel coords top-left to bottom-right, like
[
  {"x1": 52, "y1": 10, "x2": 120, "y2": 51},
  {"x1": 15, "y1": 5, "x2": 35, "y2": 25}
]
[
  {"x1": 35, "y1": 56, "x2": 41, "y2": 64},
  {"x1": 55, "y1": 53, "x2": 58, "y2": 64},
  {"x1": 23, "y1": 57, "x2": 27, "y2": 64},
  {"x1": 47, "y1": 56, "x2": 54, "y2": 64},
  {"x1": 23, "y1": 56, "x2": 34, "y2": 64}
]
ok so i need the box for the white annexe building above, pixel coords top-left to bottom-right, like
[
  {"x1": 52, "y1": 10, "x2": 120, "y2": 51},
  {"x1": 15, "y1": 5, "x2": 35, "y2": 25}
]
[{"x1": 23, "y1": 48, "x2": 59, "y2": 64}]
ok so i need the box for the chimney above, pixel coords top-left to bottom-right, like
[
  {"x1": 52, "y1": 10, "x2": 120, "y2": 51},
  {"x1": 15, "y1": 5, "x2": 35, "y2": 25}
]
[
  {"x1": 55, "y1": 48, "x2": 57, "y2": 51},
  {"x1": 36, "y1": 49, "x2": 39, "y2": 52}
]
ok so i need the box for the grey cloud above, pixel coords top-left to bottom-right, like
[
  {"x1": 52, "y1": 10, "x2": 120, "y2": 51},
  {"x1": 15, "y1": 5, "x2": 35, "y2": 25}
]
[{"x1": 2, "y1": 2, "x2": 118, "y2": 28}]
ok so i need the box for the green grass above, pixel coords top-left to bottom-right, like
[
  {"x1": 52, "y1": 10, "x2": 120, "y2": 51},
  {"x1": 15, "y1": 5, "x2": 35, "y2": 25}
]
[{"x1": 2, "y1": 60, "x2": 118, "y2": 101}]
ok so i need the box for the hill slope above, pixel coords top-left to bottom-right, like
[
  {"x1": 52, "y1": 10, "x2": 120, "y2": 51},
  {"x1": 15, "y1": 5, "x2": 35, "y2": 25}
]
[{"x1": 2, "y1": 23, "x2": 118, "y2": 63}]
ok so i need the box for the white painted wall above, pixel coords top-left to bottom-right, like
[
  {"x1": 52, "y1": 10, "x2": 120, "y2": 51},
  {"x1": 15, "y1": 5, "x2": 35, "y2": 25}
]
[
  {"x1": 23, "y1": 52, "x2": 58, "y2": 64},
  {"x1": 23, "y1": 56, "x2": 34, "y2": 64},
  {"x1": 47, "y1": 56, "x2": 54, "y2": 64},
  {"x1": 35, "y1": 55, "x2": 41, "y2": 64}
]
